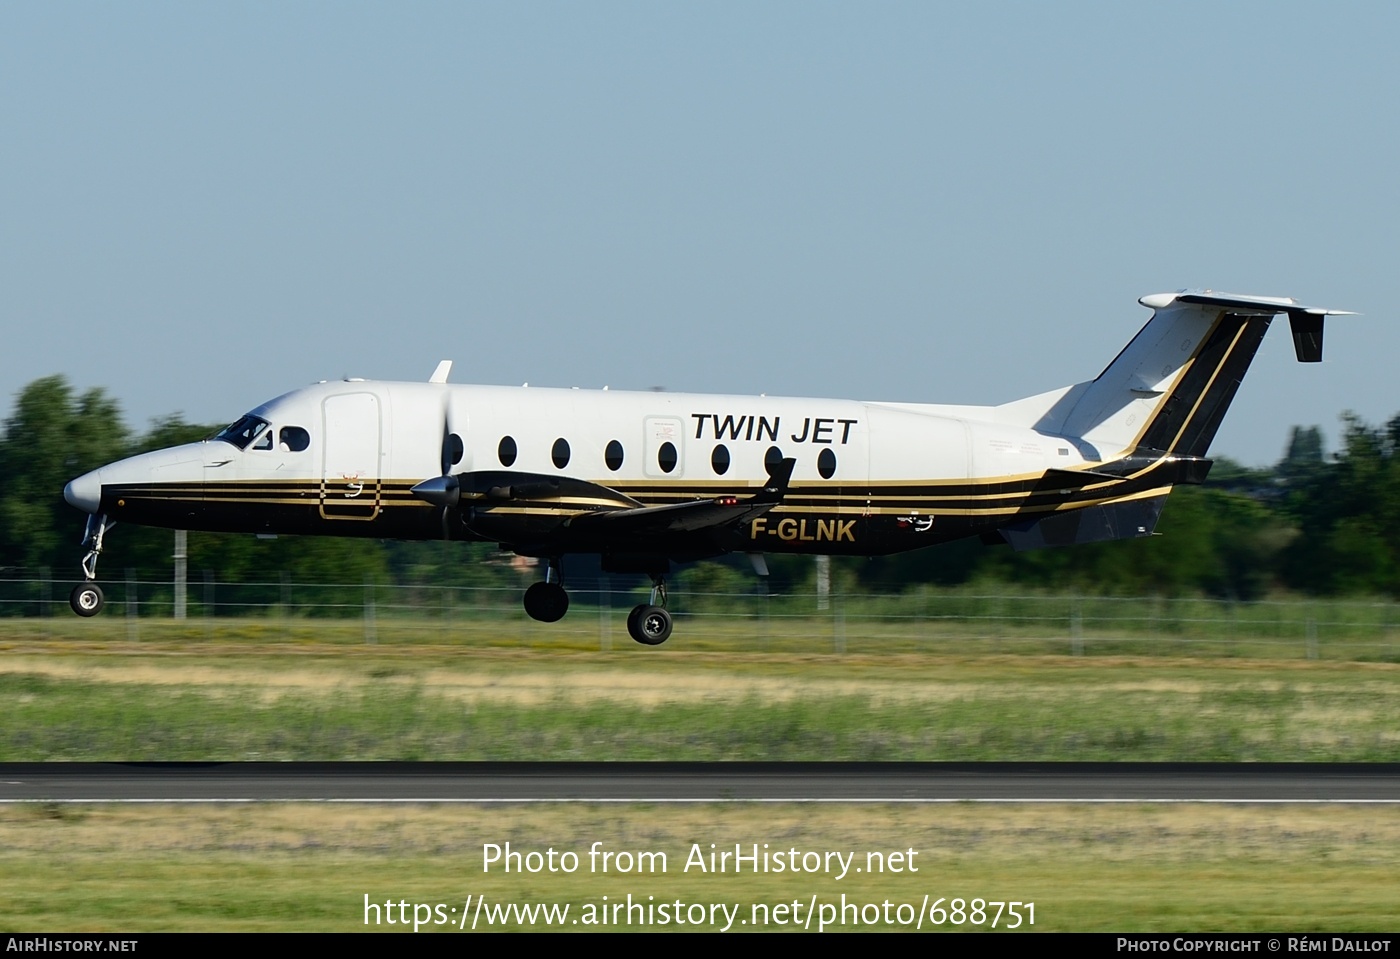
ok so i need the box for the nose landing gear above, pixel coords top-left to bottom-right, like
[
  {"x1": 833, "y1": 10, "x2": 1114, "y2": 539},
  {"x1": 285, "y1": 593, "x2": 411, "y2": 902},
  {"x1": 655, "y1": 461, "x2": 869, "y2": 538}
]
[{"x1": 70, "y1": 514, "x2": 111, "y2": 617}]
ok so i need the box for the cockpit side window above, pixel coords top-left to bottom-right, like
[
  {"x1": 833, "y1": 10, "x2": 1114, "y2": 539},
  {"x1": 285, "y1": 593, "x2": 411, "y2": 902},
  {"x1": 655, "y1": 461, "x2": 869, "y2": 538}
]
[
  {"x1": 279, "y1": 426, "x2": 310, "y2": 452},
  {"x1": 252, "y1": 429, "x2": 274, "y2": 451},
  {"x1": 213, "y1": 415, "x2": 272, "y2": 451}
]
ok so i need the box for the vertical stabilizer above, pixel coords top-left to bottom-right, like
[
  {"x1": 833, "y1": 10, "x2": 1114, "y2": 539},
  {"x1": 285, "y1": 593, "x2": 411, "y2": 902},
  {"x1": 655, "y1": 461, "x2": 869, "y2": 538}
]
[{"x1": 1019, "y1": 291, "x2": 1351, "y2": 461}]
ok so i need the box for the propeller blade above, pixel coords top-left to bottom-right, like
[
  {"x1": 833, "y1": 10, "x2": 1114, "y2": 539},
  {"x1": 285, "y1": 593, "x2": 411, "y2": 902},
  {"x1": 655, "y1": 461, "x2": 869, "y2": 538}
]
[
  {"x1": 440, "y1": 408, "x2": 454, "y2": 477},
  {"x1": 432, "y1": 394, "x2": 465, "y2": 540}
]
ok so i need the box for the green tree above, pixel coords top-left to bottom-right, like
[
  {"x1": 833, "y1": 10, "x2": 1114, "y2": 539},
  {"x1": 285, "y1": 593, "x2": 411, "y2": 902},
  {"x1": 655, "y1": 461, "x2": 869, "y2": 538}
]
[
  {"x1": 1280, "y1": 413, "x2": 1400, "y2": 595},
  {"x1": 1278, "y1": 425, "x2": 1326, "y2": 489},
  {"x1": 0, "y1": 376, "x2": 129, "y2": 573}
]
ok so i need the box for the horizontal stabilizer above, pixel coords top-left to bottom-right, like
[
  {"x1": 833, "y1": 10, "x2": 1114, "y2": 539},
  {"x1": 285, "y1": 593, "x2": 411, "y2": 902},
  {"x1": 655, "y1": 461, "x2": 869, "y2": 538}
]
[
  {"x1": 1162, "y1": 291, "x2": 1352, "y2": 315},
  {"x1": 1155, "y1": 291, "x2": 1356, "y2": 363}
]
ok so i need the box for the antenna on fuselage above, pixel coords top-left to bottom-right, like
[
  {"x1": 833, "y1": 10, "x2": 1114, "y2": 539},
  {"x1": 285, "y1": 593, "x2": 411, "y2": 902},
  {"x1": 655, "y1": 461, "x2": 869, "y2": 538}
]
[{"x1": 429, "y1": 360, "x2": 452, "y2": 384}]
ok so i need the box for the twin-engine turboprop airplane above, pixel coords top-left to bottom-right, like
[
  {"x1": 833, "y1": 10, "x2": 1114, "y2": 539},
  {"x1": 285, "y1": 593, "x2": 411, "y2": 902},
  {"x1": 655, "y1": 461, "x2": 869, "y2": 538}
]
[{"x1": 63, "y1": 290, "x2": 1350, "y2": 644}]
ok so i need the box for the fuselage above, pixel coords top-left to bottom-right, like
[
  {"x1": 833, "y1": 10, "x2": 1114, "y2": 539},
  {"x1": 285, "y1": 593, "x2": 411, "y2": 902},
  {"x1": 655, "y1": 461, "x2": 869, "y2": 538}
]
[
  {"x1": 71, "y1": 289, "x2": 1352, "y2": 568},
  {"x1": 64, "y1": 377, "x2": 1145, "y2": 559}
]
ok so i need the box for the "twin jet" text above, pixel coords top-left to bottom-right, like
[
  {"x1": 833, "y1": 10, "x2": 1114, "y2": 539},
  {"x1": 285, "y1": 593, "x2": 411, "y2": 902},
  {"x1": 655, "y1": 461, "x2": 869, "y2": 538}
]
[{"x1": 691, "y1": 414, "x2": 859, "y2": 445}]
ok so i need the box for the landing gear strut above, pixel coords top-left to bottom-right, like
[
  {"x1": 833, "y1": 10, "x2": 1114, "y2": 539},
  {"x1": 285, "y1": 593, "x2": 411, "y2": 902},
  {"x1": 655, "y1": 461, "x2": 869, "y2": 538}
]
[
  {"x1": 522, "y1": 558, "x2": 569, "y2": 623},
  {"x1": 70, "y1": 513, "x2": 110, "y2": 617},
  {"x1": 627, "y1": 576, "x2": 672, "y2": 646}
]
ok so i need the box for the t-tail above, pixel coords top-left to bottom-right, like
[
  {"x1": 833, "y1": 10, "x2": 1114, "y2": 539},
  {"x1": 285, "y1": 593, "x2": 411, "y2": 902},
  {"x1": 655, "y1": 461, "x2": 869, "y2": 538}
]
[
  {"x1": 1002, "y1": 290, "x2": 1354, "y2": 468},
  {"x1": 990, "y1": 290, "x2": 1353, "y2": 551}
]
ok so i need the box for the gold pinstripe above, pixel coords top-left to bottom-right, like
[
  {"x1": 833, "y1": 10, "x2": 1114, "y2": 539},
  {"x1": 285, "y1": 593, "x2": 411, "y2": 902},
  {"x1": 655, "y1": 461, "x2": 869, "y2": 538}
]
[
  {"x1": 472, "y1": 485, "x2": 1171, "y2": 519},
  {"x1": 123, "y1": 478, "x2": 1151, "y2": 509},
  {"x1": 1163, "y1": 321, "x2": 1248, "y2": 455},
  {"x1": 1114, "y1": 312, "x2": 1222, "y2": 454}
]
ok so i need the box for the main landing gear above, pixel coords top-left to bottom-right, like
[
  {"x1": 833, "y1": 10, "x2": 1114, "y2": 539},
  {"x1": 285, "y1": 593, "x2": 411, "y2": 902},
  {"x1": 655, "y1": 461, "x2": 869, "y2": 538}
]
[
  {"x1": 522, "y1": 560, "x2": 569, "y2": 623},
  {"x1": 627, "y1": 577, "x2": 672, "y2": 646},
  {"x1": 521, "y1": 563, "x2": 673, "y2": 645},
  {"x1": 69, "y1": 513, "x2": 111, "y2": 617}
]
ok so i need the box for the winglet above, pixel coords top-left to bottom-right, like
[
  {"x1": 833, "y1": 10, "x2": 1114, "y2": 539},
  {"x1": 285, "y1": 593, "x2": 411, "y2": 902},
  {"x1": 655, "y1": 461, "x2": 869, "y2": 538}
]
[
  {"x1": 752, "y1": 457, "x2": 796, "y2": 505},
  {"x1": 429, "y1": 360, "x2": 452, "y2": 384}
]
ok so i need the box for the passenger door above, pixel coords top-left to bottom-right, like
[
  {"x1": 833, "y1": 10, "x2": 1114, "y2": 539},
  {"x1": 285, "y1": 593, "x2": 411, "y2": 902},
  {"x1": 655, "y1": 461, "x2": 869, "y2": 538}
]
[{"x1": 320, "y1": 392, "x2": 382, "y2": 520}]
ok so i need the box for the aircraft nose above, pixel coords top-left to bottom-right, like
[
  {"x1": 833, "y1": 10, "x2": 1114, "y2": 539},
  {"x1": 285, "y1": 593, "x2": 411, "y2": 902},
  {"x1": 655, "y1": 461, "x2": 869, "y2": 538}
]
[{"x1": 64, "y1": 471, "x2": 103, "y2": 514}]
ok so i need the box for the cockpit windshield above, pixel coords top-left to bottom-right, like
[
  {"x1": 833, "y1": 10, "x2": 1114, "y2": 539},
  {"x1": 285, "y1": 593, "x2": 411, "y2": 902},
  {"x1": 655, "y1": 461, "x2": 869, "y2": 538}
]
[{"x1": 213, "y1": 414, "x2": 271, "y2": 450}]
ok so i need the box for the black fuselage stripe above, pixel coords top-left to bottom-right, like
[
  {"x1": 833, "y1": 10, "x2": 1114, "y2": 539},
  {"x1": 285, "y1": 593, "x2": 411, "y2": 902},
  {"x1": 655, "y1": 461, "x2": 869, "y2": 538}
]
[{"x1": 1135, "y1": 313, "x2": 1271, "y2": 457}]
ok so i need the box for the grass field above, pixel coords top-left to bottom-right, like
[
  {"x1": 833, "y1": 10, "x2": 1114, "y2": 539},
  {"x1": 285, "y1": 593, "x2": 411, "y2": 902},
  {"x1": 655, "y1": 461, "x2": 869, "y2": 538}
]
[
  {"x1": 11, "y1": 584, "x2": 1400, "y2": 661},
  {"x1": 1, "y1": 613, "x2": 1398, "y2": 761},
  {"x1": 0, "y1": 621, "x2": 1394, "y2": 761}
]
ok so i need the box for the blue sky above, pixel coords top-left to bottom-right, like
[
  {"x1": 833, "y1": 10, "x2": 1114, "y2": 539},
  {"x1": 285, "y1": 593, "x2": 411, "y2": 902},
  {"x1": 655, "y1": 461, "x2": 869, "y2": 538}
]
[{"x1": 2, "y1": 2, "x2": 1394, "y2": 464}]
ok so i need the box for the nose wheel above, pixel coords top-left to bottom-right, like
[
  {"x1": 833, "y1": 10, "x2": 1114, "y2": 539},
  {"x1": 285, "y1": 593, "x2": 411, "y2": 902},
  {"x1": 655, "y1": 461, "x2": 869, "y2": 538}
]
[{"x1": 627, "y1": 576, "x2": 672, "y2": 645}]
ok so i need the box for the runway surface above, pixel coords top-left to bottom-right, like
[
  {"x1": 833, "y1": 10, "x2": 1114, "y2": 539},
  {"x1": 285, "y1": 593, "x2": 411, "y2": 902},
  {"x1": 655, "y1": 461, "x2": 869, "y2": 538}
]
[{"x1": 3, "y1": 763, "x2": 1400, "y2": 802}]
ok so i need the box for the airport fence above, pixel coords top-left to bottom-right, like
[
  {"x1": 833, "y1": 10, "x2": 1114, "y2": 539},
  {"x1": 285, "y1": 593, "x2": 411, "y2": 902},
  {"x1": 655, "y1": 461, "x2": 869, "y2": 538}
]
[{"x1": 2, "y1": 569, "x2": 1400, "y2": 661}]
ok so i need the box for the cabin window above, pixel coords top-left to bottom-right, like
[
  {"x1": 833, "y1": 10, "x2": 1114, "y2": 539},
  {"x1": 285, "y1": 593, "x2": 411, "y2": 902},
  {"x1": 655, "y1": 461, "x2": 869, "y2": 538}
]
[
  {"x1": 817, "y1": 448, "x2": 837, "y2": 479},
  {"x1": 213, "y1": 414, "x2": 271, "y2": 451},
  {"x1": 552, "y1": 438, "x2": 571, "y2": 469},
  {"x1": 711, "y1": 444, "x2": 730, "y2": 475},
  {"x1": 447, "y1": 433, "x2": 464, "y2": 466},
  {"x1": 279, "y1": 426, "x2": 311, "y2": 452},
  {"x1": 498, "y1": 436, "x2": 517, "y2": 467},
  {"x1": 657, "y1": 441, "x2": 678, "y2": 474},
  {"x1": 605, "y1": 440, "x2": 624, "y2": 471},
  {"x1": 764, "y1": 446, "x2": 784, "y2": 470}
]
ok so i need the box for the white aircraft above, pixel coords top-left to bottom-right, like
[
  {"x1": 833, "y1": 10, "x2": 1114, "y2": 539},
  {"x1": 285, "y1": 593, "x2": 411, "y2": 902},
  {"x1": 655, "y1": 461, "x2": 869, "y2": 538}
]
[{"x1": 63, "y1": 290, "x2": 1349, "y2": 644}]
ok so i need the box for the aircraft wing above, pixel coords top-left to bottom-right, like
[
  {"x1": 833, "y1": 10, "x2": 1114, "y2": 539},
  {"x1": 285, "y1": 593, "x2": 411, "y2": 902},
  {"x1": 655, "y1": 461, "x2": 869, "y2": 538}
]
[
  {"x1": 568, "y1": 458, "x2": 796, "y2": 535},
  {"x1": 413, "y1": 459, "x2": 797, "y2": 537}
]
